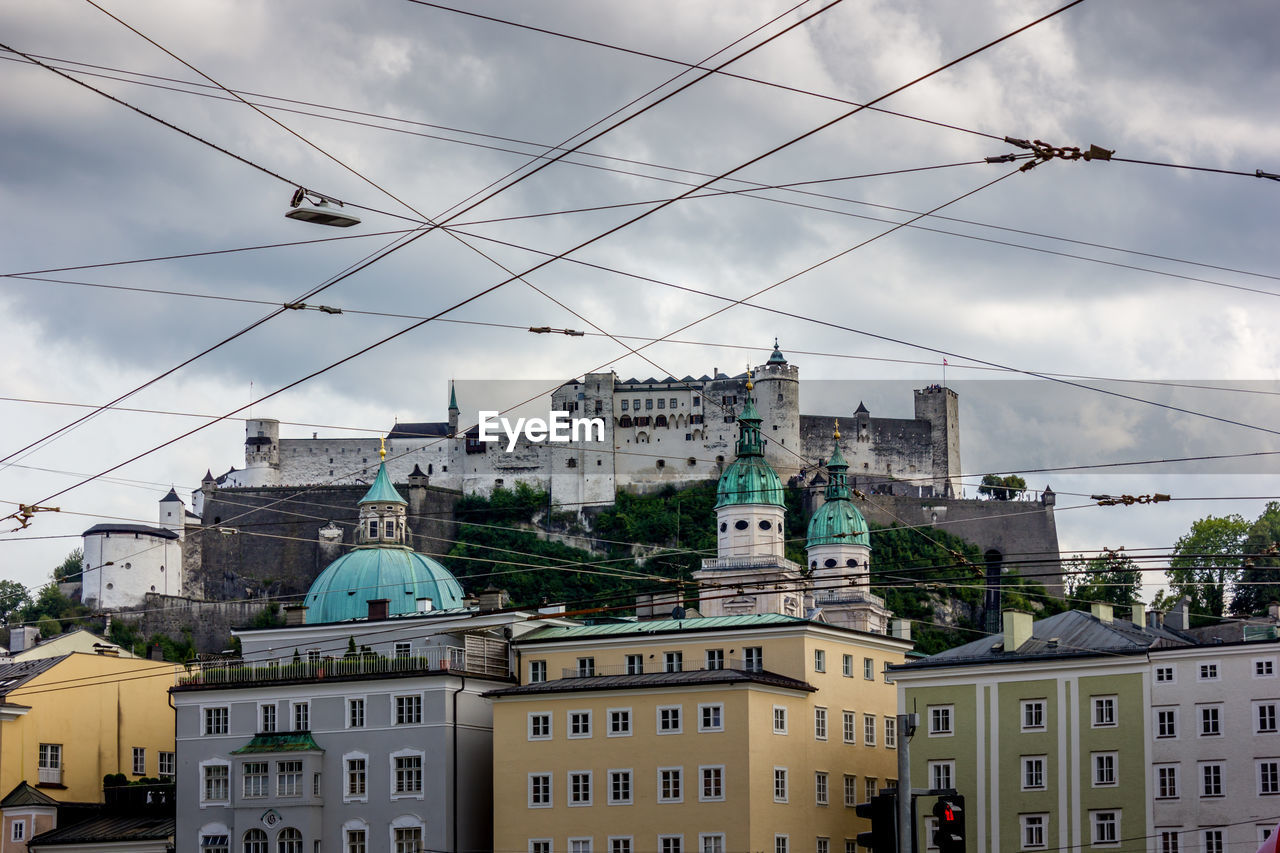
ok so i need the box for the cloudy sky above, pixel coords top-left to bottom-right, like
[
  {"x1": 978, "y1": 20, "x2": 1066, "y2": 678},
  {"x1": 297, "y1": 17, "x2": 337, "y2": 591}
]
[{"x1": 2, "y1": 0, "x2": 1278, "y2": 602}]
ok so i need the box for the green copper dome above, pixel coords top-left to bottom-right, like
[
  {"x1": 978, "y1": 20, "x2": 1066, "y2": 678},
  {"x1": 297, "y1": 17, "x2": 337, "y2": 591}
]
[
  {"x1": 304, "y1": 546, "x2": 466, "y2": 623},
  {"x1": 360, "y1": 461, "x2": 406, "y2": 505},
  {"x1": 806, "y1": 429, "x2": 870, "y2": 547},
  {"x1": 715, "y1": 383, "x2": 785, "y2": 508}
]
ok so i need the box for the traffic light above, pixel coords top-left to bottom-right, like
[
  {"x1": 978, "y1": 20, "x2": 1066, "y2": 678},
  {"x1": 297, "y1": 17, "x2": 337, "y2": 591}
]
[
  {"x1": 855, "y1": 792, "x2": 897, "y2": 853},
  {"x1": 932, "y1": 794, "x2": 966, "y2": 853}
]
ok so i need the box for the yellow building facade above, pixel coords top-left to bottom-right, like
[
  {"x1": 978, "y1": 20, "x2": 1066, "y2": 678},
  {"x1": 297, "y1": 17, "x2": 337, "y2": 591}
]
[
  {"x1": 0, "y1": 652, "x2": 179, "y2": 806},
  {"x1": 491, "y1": 615, "x2": 911, "y2": 853}
]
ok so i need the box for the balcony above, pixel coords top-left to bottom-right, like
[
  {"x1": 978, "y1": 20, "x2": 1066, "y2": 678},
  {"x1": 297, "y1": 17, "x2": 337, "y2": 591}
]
[
  {"x1": 699, "y1": 555, "x2": 805, "y2": 573},
  {"x1": 178, "y1": 643, "x2": 509, "y2": 688},
  {"x1": 813, "y1": 589, "x2": 885, "y2": 609}
]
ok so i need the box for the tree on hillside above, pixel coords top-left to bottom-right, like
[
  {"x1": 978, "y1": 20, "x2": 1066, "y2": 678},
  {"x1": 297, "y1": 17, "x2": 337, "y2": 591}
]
[
  {"x1": 0, "y1": 579, "x2": 30, "y2": 625},
  {"x1": 1233, "y1": 502, "x2": 1280, "y2": 615},
  {"x1": 53, "y1": 547, "x2": 83, "y2": 582},
  {"x1": 1167, "y1": 514, "x2": 1248, "y2": 623},
  {"x1": 1064, "y1": 550, "x2": 1142, "y2": 608},
  {"x1": 978, "y1": 474, "x2": 1027, "y2": 501}
]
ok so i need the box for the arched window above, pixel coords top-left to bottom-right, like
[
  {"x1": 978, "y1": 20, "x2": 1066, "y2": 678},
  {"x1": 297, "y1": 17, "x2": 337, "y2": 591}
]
[
  {"x1": 243, "y1": 829, "x2": 267, "y2": 853},
  {"x1": 655, "y1": 414, "x2": 668, "y2": 428},
  {"x1": 618, "y1": 415, "x2": 633, "y2": 428},
  {"x1": 277, "y1": 828, "x2": 302, "y2": 853}
]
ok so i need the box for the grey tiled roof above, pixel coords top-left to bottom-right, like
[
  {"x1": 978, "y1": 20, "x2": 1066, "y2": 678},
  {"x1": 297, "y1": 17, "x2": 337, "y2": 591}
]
[
  {"x1": 0, "y1": 655, "x2": 65, "y2": 697},
  {"x1": 486, "y1": 667, "x2": 815, "y2": 697},
  {"x1": 894, "y1": 609, "x2": 1195, "y2": 670},
  {"x1": 81, "y1": 523, "x2": 179, "y2": 540},
  {"x1": 386, "y1": 422, "x2": 450, "y2": 439},
  {"x1": 29, "y1": 815, "x2": 174, "y2": 846}
]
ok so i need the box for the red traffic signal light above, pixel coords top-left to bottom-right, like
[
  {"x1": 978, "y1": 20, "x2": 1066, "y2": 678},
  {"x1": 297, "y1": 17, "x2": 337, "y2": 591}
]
[{"x1": 932, "y1": 794, "x2": 966, "y2": 853}]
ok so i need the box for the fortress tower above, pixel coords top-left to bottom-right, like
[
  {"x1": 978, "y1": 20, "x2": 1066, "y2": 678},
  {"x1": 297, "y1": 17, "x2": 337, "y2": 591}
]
[{"x1": 752, "y1": 341, "x2": 802, "y2": 484}]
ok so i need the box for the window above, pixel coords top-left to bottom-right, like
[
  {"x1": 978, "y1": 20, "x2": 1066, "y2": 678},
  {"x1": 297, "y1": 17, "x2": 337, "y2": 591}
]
[
  {"x1": 706, "y1": 649, "x2": 725, "y2": 670},
  {"x1": 613, "y1": 840, "x2": 634, "y2": 853},
  {"x1": 863, "y1": 658, "x2": 875, "y2": 680},
  {"x1": 929, "y1": 706, "x2": 953, "y2": 735},
  {"x1": 1202, "y1": 830, "x2": 1224, "y2": 853},
  {"x1": 646, "y1": 399, "x2": 653, "y2": 410},
  {"x1": 570, "y1": 840, "x2": 592, "y2": 853},
  {"x1": 609, "y1": 708, "x2": 632, "y2": 736},
  {"x1": 700, "y1": 835, "x2": 724, "y2": 853},
  {"x1": 1156, "y1": 764, "x2": 1179, "y2": 798},
  {"x1": 204, "y1": 707, "x2": 229, "y2": 735},
  {"x1": 1157, "y1": 708, "x2": 1178, "y2": 738},
  {"x1": 885, "y1": 716, "x2": 897, "y2": 748},
  {"x1": 928, "y1": 761, "x2": 954, "y2": 791},
  {"x1": 1091, "y1": 811, "x2": 1119, "y2": 846},
  {"x1": 132, "y1": 746, "x2": 146, "y2": 775},
  {"x1": 774, "y1": 768, "x2": 788, "y2": 802},
  {"x1": 1200, "y1": 705, "x2": 1222, "y2": 736},
  {"x1": 394, "y1": 754, "x2": 423, "y2": 795},
  {"x1": 658, "y1": 706, "x2": 683, "y2": 734},
  {"x1": 577, "y1": 657, "x2": 595, "y2": 677},
  {"x1": 569, "y1": 710, "x2": 592, "y2": 738},
  {"x1": 659, "y1": 836, "x2": 683, "y2": 853},
  {"x1": 1022, "y1": 756, "x2": 1046, "y2": 790},
  {"x1": 815, "y1": 771, "x2": 829, "y2": 805},
  {"x1": 609, "y1": 769, "x2": 633, "y2": 804},
  {"x1": 843, "y1": 711, "x2": 856, "y2": 743},
  {"x1": 1021, "y1": 815, "x2": 1047, "y2": 850},
  {"x1": 277, "y1": 760, "x2": 303, "y2": 797},
  {"x1": 1199, "y1": 662, "x2": 1220, "y2": 680},
  {"x1": 1260, "y1": 760, "x2": 1280, "y2": 795},
  {"x1": 260, "y1": 704, "x2": 277, "y2": 733},
  {"x1": 745, "y1": 647, "x2": 763, "y2": 672},
  {"x1": 394, "y1": 828, "x2": 422, "y2": 853},
  {"x1": 345, "y1": 829, "x2": 366, "y2": 853},
  {"x1": 530, "y1": 712, "x2": 552, "y2": 740},
  {"x1": 1092, "y1": 696, "x2": 1117, "y2": 727},
  {"x1": 1157, "y1": 830, "x2": 1179, "y2": 853},
  {"x1": 621, "y1": 399, "x2": 628, "y2": 411},
  {"x1": 817, "y1": 839, "x2": 830, "y2": 853},
  {"x1": 864, "y1": 714, "x2": 877, "y2": 746},
  {"x1": 814, "y1": 707, "x2": 828, "y2": 740},
  {"x1": 1022, "y1": 699, "x2": 1046, "y2": 731},
  {"x1": 625, "y1": 654, "x2": 643, "y2": 675},
  {"x1": 924, "y1": 819, "x2": 938, "y2": 852},
  {"x1": 348, "y1": 698, "x2": 365, "y2": 728},
  {"x1": 395, "y1": 694, "x2": 422, "y2": 725},
  {"x1": 394, "y1": 641, "x2": 411, "y2": 659},
  {"x1": 201, "y1": 836, "x2": 229, "y2": 853},
  {"x1": 843, "y1": 775, "x2": 857, "y2": 806},
  {"x1": 773, "y1": 706, "x2": 788, "y2": 734},
  {"x1": 699, "y1": 703, "x2": 723, "y2": 732},
  {"x1": 700, "y1": 766, "x2": 724, "y2": 801},
  {"x1": 1201, "y1": 762, "x2": 1223, "y2": 797},
  {"x1": 203, "y1": 764, "x2": 229, "y2": 802},
  {"x1": 664, "y1": 651, "x2": 684, "y2": 673},
  {"x1": 1093, "y1": 752, "x2": 1117, "y2": 786},
  {"x1": 570, "y1": 771, "x2": 593, "y2": 805},
  {"x1": 244, "y1": 761, "x2": 269, "y2": 798},
  {"x1": 530, "y1": 660, "x2": 548, "y2": 682},
  {"x1": 843, "y1": 654, "x2": 854, "y2": 677},
  {"x1": 346, "y1": 757, "x2": 367, "y2": 799},
  {"x1": 775, "y1": 836, "x2": 789, "y2": 853},
  {"x1": 814, "y1": 649, "x2": 826, "y2": 672},
  {"x1": 1155, "y1": 665, "x2": 1175, "y2": 683},
  {"x1": 658, "y1": 767, "x2": 683, "y2": 803},
  {"x1": 11, "y1": 821, "x2": 24, "y2": 843},
  {"x1": 159, "y1": 751, "x2": 175, "y2": 778},
  {"x1": 292, "y1": 701, "x2": 310, "y2": 731},
  {"x1": 1257, "y1": 658, "x2": 1277, "y2": 677},
  {"x1": 865, "y1": 778, "x2": 878, "y2": 800},
  {"x1": 531, "y1": 843, "x2": 552, "y2": 853},
  {"x1": 1260, "y1": 702, "x2": 1279, "y2": 733},
  {"x1": 845, "y1": 842, "x2": 857, "y2": 853},
  {"x1": 530, "y1": 773, "x2": 552, "y2": 807}
]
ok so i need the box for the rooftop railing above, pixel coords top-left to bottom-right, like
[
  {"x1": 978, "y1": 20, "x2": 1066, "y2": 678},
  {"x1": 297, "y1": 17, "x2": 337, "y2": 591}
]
[
  {"x1": 178, "y1": 644, "x2": 508, "y2": 687},
  {"x1": 699, "y1": 555, "x2": 805, "y2": 573}
]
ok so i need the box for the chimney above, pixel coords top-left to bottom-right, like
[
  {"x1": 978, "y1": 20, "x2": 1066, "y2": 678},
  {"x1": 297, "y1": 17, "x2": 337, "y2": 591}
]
[
  {"x1": 891, "y1": 619, "x2": 912, "y2": 641},
  {"x1": 1165, "y1": 596, "x2": 1190, "y2": 631},
  {"x1": 148, "y1": 643, "x2": 165, "y2": 661},
  {"x1": 1003, "y1": 610, "x2": 1033, "y2": 652},
  {"x1": 1269, "y1": 601, "x2": 1280, "y2": 621},
  {"x1": 10, "y1": 626, "x2": 39, "y2": 652},
  {"x1": 477, "y1": 587, "x2": 508, "y2": 613},
  {"x1": 1090, "y1": 602, "x2": 1113, "y2": 623},
  {"x1": 635, "y1": 593, "x2": 654, "y2": 621},
  {"x1": 367, "y1": 599, "x2": 390, "y2": 621},
  {"x1": 1131, "y1": 604, "x2": 1145, "y2": 627},
  {"x1": 415, "y1": 597, "x2": 433, "y2": 614},
  {"x1": 1147, "y1": 610, "x2": 1165, "y2": 629},
  {"x1": 283, "y1": 604, "x2": 308, "y2": 626}
]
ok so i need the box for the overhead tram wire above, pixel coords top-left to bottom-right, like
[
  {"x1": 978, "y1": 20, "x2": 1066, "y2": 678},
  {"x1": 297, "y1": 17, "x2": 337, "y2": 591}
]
[
  {"x1": 11, "y1": 0, "x2": 1066, "y2": 516},
  {"x1": 7, "y1": 51, "x2": 1276, "y2": 292}
]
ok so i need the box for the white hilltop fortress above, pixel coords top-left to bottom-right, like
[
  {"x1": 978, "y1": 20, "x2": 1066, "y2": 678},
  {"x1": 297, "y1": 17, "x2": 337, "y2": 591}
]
[{"x1": 204, "y1": 343, "x2": 960, "y2": 513}]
